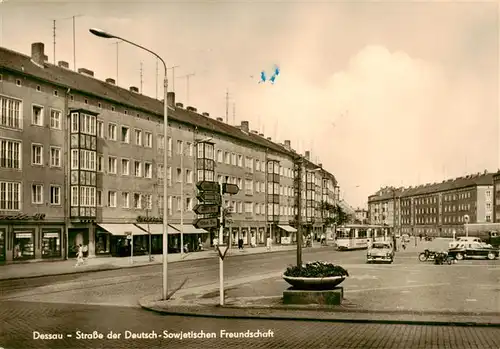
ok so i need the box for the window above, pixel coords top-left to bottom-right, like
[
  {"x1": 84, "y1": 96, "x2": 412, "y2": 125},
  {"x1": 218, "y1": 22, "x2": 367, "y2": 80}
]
[
  {"x1": 96, "y1": 190, "x2": 102, "y2": 206},
  {"x1": 50, "y1": 147, "x2": 61, "y2": 167},
  {"x1": 0, "y1": 95, "x2": 22, "y2": 129},
  {"x1": 135, "y1": 129, "x2": 142, "y2": 146},
  {"x1": 231, "y1": 153, "x2": 237, "y2": 166},
  {"x1": 80, "y1": 114, "x2": 96, "y2": 135},
  {"x1": 0, "y1": 181, "x2": 21, "y2": 210},
  {"x1": 70, "y1": 113, "x2": 79, "y2": 132},
  {"x1": 16, "y1": 79, "x2": 21, "y2": 86},
  {"x1": 84, "y1": 98, "x2": 88, "y2": 105},
  {"x1": 80, "y1": 150, "x2": 96, "y2": 171},
  {"x1": 134, "y1": 161, "x2": 142, "y2": 177},
  {"x1": 50, "y1": 185, "x2": 61, "y2": 205},
  {"x1": 79, "y1": 187, "x2": 96, "y2": 207},
  {"x1": 108, "y1": 157, "x2": 117, "y2": 174},
  {"x1": 71, "y1": 186, "x2": 78, "y2": 206},
  {"x1": 31, "y1": 144, "x2": 43, "y2": 165},
  {"x1": 245, "y1": 157, "x2": 254, "y2": 172},
  {"x1": 144, "y1": 163, "x2": 152, "y2": 178},
  {"x1": 41, "y1": 228, "x2": 61, "y2": 258},
  {"x1": 32, "y1": 105, "x2": 43, "y2": 126},
  {"x1": 238, "y1": 155, "x2": 243, "y2": 167},
  {"x1": 145, "y1": 132, "x2": 152, "y2": 147},
  {"x1": 158, "y1": 135, "x2": 165, "y2": 149},
  {"x1": 167, "y1": 167, "x2": 172, "y2": 186},
  {"x1": 186, "y1": 142, "x2": 193, "y2": 156},
  {"x1": 13, "y1": 230, "x2": 34, "y2": 260},
  {"x1": 177, "y1": 140, "x2": 183, "y2": 154},
  {"x1": 217, "y1": 150, "x2": 223, "y2": 163},
  {"x1": 97, "y1": 155, "x2": 103, "y2": 172},
  {"x1": 121, "y1": 159, "x2": 130, "y2": 175},
  {"x1": 245, "y1": 179, "x2": 253, "y2": 195},
  {"x1": 486, "y1": 190, "x2": 492, "y2": 198},
  {"x1": 32, "y1": 184, "x2": 43, "y2": 204},
  {"x1": 108, "y1": 191, "x2": 117, "y2": 207},
  {"x1": 157, "y1": 164, "x2": 164, "y2": 178},
  {"x1": 108, "y1": 123, "x2": 117, "y2": 140},
  {"x1": 256, "y1": 160, "x2": 260, "y2": 171},
  {"x1": 134, "y1": 193, "x2": 142, "y2": 209},
  {"x1": 144, "y1": 194, "x2": 152, "y2": 210},
  {"x1": 168, "y1": 137, "x2": 172, "y2": 156},
  {"x1": 122, "y1": 192, "x2": 130, "y2": 208},
  {"x1": 176, "y1": 168, "x2": 182, "y2": 182},
  {"x1": 50, "y1": 110, "x2": 61, "y2": 129},
  {"x1": 121, "y1": 126, "x2": 130, "y2": 143},
  {"x1": 98, "y1": 102, "x2": 102, "y2": 109},
  {"x1": 36, "y1": 85, "x2": 41, "y2": 92},
  {"x1": 186, "y1": 169, "x2": 193, "y2": 184},
  {"x1": 224, "y1": 152, "x2": 230, "y2": 164},
  {"x1": 111, "y1": 106, "x2": 115, "y2": 111},
  {"x1": 245, "y1": 202, "x2": 253, "y2": 214},
  {"x1": 96, "y1": 120, "x2": 103, "y2": 138},
  {"x1": 0, "y1": 139, "x2": 21, "y2": 169}
]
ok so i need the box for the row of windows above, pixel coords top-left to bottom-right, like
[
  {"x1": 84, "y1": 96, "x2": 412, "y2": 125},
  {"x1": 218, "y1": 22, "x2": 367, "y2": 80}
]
[
  {"x1": 0, "y1": 181, "x2": 61, "y2": 210},
  {"x1": 0, "y1": 140, "x2": 62, "y2": 169}
]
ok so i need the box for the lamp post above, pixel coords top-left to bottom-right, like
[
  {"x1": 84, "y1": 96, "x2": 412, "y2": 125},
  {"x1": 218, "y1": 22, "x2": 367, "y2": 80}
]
[{"x1": 89, "y1": 28, "x2": 170, "y2": 300}]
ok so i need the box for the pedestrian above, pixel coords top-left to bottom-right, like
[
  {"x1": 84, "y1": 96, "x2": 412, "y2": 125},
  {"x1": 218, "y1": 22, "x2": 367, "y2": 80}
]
[
  {"x1": 198, "y1": 237, "x2": 203, "y2": 251},
  {"x1": 320, "y1": 233, "x2": 326, "y2": 245},
  {"x1": 266, "y1": 236, "x2": 272, "y2": 251},
  {"x1": 75, "y1": 244, "x2": 84, "y2": 267},
  {"x1": 213, "y1": 237, "x2": 218, "y2": 251},
  {"x1": 238, "y1": 238, "x2": 243, "y2": 250}
]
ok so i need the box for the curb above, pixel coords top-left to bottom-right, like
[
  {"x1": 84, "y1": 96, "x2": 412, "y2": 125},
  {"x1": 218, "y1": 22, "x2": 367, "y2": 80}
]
[
  {"x1": 0, "y1": 247, "x2": 302, "y2": 282},
  {"x1": 138, "y1": 299, "x2": 500, "y2": 327}
]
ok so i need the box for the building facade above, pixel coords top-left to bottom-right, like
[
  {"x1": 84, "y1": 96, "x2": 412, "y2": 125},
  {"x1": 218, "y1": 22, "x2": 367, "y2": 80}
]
[
  {"x1": 0, "y1": 42, "x2": 338, "y2": 264},
  {"x1": 368, "y1": 173, "x2": 494, "y2": 237},
  {"x1": 493, "y1": 171, "x2": 500, "y2": 223}
]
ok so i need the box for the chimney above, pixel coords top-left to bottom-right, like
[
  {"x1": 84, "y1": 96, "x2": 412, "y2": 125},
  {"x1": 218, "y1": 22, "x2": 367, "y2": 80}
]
[
  {"x1": 105, "y1": 78, "x2": 116, "y2": 85},
  {"x1": 186, "y1": 106, "x2": 197, "y2": 112},
  {"x1": 31, "y1": 42, "x2": 45, "y2": 66},
  {"x1": 267, "y1": 137, "x2": 272, "y2": 141},
  {"x1": 129, "y1": 86, "x2": 139, "y2": 93},
  {"x1": 284, "y1": 140, "x2": 291, "y2": 149},
  {"x1": 251, "y1": 130, "x2": 258, "y2": 134},
  {"x1": 58, "y1": 61, "x2": 69, "y2": 69},
  {"x1": 216, "y1": 117, "x2": 223, "y2": 122},
  {"x1": 202, "y1": 112, "x2": 210, "y2": 117},
  {"x1": 43, "y1": 55, "x2": 48, "y2": 62},
  {"x1": 175, "y1": 102, "x2": 184, "y2": 108},
  {"x1": 78, "y1": 68, "x2": 95, "y2": 77},
  {"x1": 318, "y1": 163, "x2": 322, "y2": 168},
  {"x1": 167, "y1": 92, "x2": 175, "y2": 106},
  {"x1": 240, "y1": 121, "x2": 249, "y2": 132},
  {"x1": 259, "y1": 133, "x2": 264, "y2": 137},
  {"x1": 305, "y1": 151, "x2": 310, "y2": 160}
]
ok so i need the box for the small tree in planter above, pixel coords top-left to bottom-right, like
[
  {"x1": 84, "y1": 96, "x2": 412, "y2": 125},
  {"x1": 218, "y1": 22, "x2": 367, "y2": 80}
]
[{"x1": 282, "y1": 261, "x2": 349, "y2": 290}]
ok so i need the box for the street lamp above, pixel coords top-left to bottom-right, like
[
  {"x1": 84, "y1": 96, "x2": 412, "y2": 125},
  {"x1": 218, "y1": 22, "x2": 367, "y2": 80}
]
[{"x1": 89, "y1": 28, "x2": 170, "y2": 300}]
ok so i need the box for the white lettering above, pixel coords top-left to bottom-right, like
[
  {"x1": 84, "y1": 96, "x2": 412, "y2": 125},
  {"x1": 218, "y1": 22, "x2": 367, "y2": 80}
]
[
  {"x1": 32, "y1": 331, "x2": 63, "y2": 340},
  {"x1": 220, "y1": 329, "x2": 275, "y2": 338},
  {"x1": 162, "y1": 330, "x2": 216, "y2": 339},
  {"x1": 124, "y1": 330, "x2": 158, "y2": 339},
  {"x1": 75, "y1": 331, "x2": 104, "y2": 340}
]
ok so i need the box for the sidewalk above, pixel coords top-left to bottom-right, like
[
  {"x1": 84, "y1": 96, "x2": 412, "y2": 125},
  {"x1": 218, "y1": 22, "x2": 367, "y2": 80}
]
[{"x1": 0, "y1": 244, "x2": 304, "y2": 281}]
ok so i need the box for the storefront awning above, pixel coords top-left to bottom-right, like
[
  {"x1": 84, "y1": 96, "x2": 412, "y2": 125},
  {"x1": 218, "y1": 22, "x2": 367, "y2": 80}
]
[
  {"x1": 134, "y1": 224, "x2": 180, "y2": 235},
  {"x1": 170, "y1": 224, "x2": 208, "y2": 235},
  {"x1": 97, "y1": 224, "x2": 145, "y2": 236},
  {"x1": 278, "y1": 225, "x2": 297, "y2": 233}
]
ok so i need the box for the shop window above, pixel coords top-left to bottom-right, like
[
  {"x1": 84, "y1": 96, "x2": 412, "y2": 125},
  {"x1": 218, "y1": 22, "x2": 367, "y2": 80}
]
[
  {"x1": 13, "y1": 230, "x2": 35, "y2": 260},
  {"x1": 95, "y1": 231, "x2": 111, "y2": 254},
  {"x1": 42, "y1": 229, "x2": 61, "y2": 258}
]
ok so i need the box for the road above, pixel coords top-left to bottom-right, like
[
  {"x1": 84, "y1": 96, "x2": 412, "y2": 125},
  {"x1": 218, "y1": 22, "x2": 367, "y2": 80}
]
[{"x1": 1, "y1": 247, "x2": 500, "y2": 348}]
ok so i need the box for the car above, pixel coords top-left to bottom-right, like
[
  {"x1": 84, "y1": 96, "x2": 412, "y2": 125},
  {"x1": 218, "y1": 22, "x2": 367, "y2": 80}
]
[
  {"x1": 449, "y1": 237, "x2": 483, "y2": 249},
  {"x1": 447, "y1": 242, "x2": 500, "y2": 260},
  {"x1": 401, "y1": 234, "x2": 410, "y2": 243},
  {"x1": 367, "y1": 242, "x2": 394, "y2": 263}
]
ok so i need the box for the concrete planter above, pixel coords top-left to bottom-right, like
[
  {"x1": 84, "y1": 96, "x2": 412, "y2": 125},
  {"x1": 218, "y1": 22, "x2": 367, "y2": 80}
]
[{"x1": 282, "y1": 275, "x2": 346, "y2": 290}]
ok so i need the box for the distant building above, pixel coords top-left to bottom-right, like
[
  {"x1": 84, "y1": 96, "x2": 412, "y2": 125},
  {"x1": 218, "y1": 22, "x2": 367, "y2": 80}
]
[
  {"x1": 354, "y1": 208, "x2": 369, "y2": 224},
  {"x1": 368, "y1": 172, "x2": 494, "y2": 237},
  {"x1": 493, "y1": 171, "x2": 500, "y2": 222}
]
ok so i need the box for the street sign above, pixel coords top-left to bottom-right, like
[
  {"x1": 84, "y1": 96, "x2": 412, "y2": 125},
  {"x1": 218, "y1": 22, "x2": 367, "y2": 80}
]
[
  {"x1": 193, "y1": 203, "x2": 220, "y2": 215},
  {"x1": 222, "y1": 183, "x2": 239, "y2": 195},
  {"x1": 196, "y1": 181, "x2": 220, "y2": 192},
  {"x1": 197, "y1": 191, "x2": 221, "y2": 204},
  {"x1": 193, "y1": 217, "x2": 219, "y2": 229}
]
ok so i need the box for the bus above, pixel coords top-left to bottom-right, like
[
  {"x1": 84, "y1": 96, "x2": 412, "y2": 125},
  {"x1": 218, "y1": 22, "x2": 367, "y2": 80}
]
[{"x1": 336, "y1": 224, "x2": 392, "y2": 250}]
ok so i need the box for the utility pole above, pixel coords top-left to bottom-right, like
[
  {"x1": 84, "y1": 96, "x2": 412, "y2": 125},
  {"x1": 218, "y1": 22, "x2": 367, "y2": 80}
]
[
  {"x1": 180, "y1": 73, "x2": 195, "y2": 105},
  {"x1": 155, "y1": 60, "x2": 158, "y2": 99},
  {"x1": 167, "y1": 65, "x2": 180, "y2": 93},
  {"x1": 109, "y1": 41, "x2": 122, "y2": 84},
  {"x1": 232, "y1": 102, "x2": 236, "y2": 125},
  {"x1": 225, "y1": 89, "x2": 229, "y2": 123},
  {"x1": 295, "y1": 157, "x2": 304, "y2": 267},
  {"x1": 140, "y1": 61, "x2": 143, "y2": 94},
  {"x1": 71, "y1": 15, "x2": 82, "y2": 71}
]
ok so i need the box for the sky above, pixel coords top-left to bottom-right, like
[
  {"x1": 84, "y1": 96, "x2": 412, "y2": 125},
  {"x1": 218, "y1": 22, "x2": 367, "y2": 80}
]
[{"x1": 1, "y1": 0, "x2": 498, "y2": 208}]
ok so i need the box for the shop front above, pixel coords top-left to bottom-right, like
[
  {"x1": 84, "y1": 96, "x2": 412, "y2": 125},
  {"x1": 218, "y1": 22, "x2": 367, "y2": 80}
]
[
  {"x1": 258, "y1": 228, "x2": 265, "y2": 245},
  {"x1": 97, "y1": 223, "x2": 149, "y2": 257},
  {"x1": 277, "y1": 224, "x2": 297, "y2": 244},
  {"x1": 169, "y1": 224, "x2": 208, "y2": 252},
  {"x1": 134, "y1": 223, "x2": 180, "y2": 253},
  {"x1": 0, "y1": 227, "x2": 5, "y2": 263}
]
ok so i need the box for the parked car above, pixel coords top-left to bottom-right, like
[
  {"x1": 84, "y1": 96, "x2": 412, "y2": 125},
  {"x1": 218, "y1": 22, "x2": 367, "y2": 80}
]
[
  {"x1": 367, "y1": 242, "x2": 394, "y2": 263},
  {"x1": 401, "y1": 234, "x2": 410, "y2": 243},
  {"x1": 447, "y1": 242, "x2": 499, "y2": 260},
  {"x1": 449, "y1": 237, "x2": 483, "y2": 249}
]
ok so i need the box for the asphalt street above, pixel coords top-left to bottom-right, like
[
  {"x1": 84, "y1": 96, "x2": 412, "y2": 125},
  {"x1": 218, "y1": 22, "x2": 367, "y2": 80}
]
[{"x1": 1, "y1": 246, "x2": 500, "y2": 348}]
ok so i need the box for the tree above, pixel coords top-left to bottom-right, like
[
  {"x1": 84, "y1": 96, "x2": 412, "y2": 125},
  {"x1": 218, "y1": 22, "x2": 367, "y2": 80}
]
[{"x1": 320, "y1": 201, "x2": 352, "y2": 226}]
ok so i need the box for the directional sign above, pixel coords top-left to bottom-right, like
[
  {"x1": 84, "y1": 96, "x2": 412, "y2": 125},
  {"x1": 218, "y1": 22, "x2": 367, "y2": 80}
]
[
  {"x1": 196, "y1": 181, "x2": 220, "y2": 192},
  {"x1": 222, "y1": 183, "x2": 239, "y2": 195},
  {"x1": 193, "y1": 203, "x2": 220, "y2": 215},
  {"x1": 197, "y1": 191, "x2": 221, "y2": 204},
  {"x1": 194, "y1": 217, "x2": 219, "y2": 229}
]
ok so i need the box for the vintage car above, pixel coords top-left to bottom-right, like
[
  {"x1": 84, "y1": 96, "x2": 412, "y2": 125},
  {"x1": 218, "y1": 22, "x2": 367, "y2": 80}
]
[
  {"x1": 367, "y1": 242, "x2": 394, "y2": 263},
  {"x1": 447, "y1": 242, "x2": 500, "y2": 260},
  {"x1": 448, "y1": 236, "x2": 483, "y2": 249}
]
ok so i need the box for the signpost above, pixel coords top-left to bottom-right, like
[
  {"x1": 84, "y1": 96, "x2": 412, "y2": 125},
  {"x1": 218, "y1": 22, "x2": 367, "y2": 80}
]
[{"x1": 193, "y1": 180, "x2": 239, "y2": 306}]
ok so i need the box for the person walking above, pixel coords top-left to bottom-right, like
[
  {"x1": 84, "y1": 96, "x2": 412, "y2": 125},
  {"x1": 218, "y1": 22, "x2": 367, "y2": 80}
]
[
  {"x1": 266, "y1": 236, "x2": 272, "y2": 251},
  {"x1": 75, "y1": 244, "x2": 84, "y2": 267}
]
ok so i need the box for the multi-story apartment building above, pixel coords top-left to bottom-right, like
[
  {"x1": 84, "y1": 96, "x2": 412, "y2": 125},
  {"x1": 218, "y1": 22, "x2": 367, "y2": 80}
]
[
  {"x1": 0, "y1": 42, "x2": 338, "y2": 264},
  {"x1": 354, "y1": 208, "x2": 369, "y2": 224},
  {"x1": 494, "y1": 171, "x2": 500, "y2": 222},
  {"x1": 368, "y1": 172, "x2": 494, "y2": 237}
]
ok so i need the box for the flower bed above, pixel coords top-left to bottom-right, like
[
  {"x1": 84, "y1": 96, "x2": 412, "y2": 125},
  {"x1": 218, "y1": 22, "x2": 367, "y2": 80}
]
[{"x1": 282, "y1": 261, "x2": 349, "y2": 291}]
